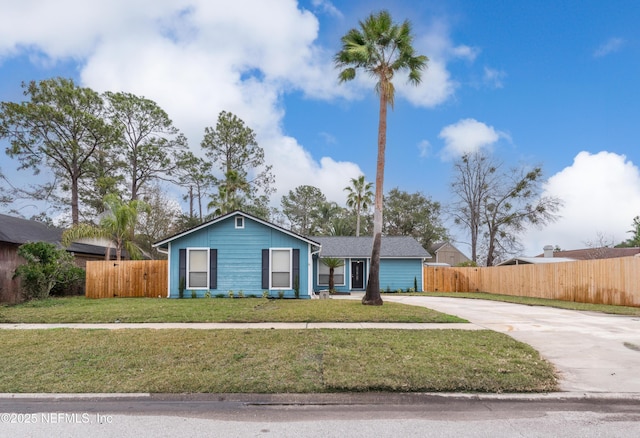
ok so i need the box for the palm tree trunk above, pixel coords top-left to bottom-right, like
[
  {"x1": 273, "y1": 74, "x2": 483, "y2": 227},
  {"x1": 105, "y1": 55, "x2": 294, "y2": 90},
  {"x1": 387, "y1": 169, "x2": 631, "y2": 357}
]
[
  {"x1": 363, "y1": 83, "x2": 387, "y2": 306},
  {"x1": 329, "y1": 266, "x2": 335, "y2": 291}
]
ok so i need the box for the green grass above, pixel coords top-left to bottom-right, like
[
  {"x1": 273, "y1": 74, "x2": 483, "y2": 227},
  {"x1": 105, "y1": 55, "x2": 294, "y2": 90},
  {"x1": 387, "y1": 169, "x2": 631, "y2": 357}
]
[
  {"x1": 384, "y1": 291, "x2": 640, "y2": 316},
  {"x1": 0, "y1": 296, "x2": 466, "y2": 323},
  {"x1": 0, "y1": 329, "x2": 557, "y2": 393}
]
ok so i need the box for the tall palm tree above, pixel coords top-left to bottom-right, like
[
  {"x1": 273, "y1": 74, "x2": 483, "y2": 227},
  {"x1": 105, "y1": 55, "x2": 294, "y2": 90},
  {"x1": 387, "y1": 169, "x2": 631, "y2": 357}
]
[
  {"x1": 62, "y1": 193, "x2": 149, "y2": 261},
  {"x1": 335, "y1": 10, "x2": 428, "y2": 305},
  {"x1": 344, "y1": 175, "x2": 373, "y2": 237}
]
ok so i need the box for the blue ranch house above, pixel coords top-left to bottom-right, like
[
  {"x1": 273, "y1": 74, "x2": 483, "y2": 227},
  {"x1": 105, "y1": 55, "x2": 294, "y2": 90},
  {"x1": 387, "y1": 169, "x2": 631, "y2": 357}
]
[
  {"x1": 153, "y1": 211, "x2": 431, "y2": 298},
  {"x1": 153, "y1": 211, "x2": 321, "y2": 299}
]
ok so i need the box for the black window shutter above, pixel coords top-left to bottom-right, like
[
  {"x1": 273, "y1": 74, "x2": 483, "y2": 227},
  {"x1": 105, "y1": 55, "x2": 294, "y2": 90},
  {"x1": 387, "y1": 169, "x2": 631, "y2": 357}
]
[
  {"x1": 179, "y1": 249, "x2": 186, "y2": 289},
  {"x1": 261, "y1": 249, "x2": 269, "y2": 289},
  {"x1": 209, "y1": 249, "x2": 217, "y2": 289},
  {"x1": 292, "y1": 248, "x2": 300, "y2": 286}
]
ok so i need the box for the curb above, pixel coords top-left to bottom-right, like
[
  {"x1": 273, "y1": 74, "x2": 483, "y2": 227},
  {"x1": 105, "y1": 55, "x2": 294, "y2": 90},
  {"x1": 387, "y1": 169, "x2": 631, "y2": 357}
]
[
  {"x1": 2, "y1": 392, "x2": 640, "y2": 403},
  {"x1": 0, "y1": 323, "x2": 481, "y2": 330}
]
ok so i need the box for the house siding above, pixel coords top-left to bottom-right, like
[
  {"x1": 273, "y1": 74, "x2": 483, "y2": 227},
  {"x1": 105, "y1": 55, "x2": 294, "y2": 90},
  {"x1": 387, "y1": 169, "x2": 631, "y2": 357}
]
[
  {"x1": 431, "y1": 243, "x2": 470, "y2": 266},
  {"x1": 380, "y1": 259, "x2": 423, "y2": 292},
  {"x1": 313, "y1": 257, "x2": 351, "y2": 293},
  {"x1": 312, "y1": 257, "x2": 423, "y2": 293},
  {"x1": 168, "y1": 215, "x2": 311, "y2": 298}
]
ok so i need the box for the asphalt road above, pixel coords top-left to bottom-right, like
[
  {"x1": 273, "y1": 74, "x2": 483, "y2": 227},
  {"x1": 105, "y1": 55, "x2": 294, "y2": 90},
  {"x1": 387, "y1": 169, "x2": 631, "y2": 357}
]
[{"x1": 1, "y1": 394, "x2": 639, "y2": 437}]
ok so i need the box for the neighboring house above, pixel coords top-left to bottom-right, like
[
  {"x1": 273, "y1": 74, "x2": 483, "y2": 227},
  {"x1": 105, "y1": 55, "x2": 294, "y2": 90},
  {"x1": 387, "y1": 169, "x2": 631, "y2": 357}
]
[
  {"x1": 0, "y1": 213, "x2": 116, "y2": 303},
  {"x1": 427, "y1": 242, "x2": 471, "y2": 266},
  {"x1": 535, "y1": 246, "x2": 640, "y2": 260},
  {"x1": 497, "y1": 256, "x2": 577, "y2": 266},
  {"x1": 310, "y1": 236, "x2": 430, "y2": 293},
  {"x1": 499, "y1": 244, "x2": 640, "y2": 266},
  {"x1": 153, "y1": 210, "x2": 321, "y2": 299}
]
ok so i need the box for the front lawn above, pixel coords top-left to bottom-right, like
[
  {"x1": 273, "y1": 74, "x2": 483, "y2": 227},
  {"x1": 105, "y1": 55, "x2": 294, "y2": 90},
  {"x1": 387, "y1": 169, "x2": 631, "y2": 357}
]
[
  {"x1": 0, "y1": 329, "x2": 557, "y2": 393},
  {"x1": 0, "y1": 296, "x2": 465, "y2": 323}
]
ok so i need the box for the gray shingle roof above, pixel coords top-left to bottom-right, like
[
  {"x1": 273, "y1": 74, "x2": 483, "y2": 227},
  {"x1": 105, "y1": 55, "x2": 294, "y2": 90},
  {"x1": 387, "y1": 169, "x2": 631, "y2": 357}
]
[
  {"x1": 0, "y1": 213, "x2": 112, "y2": 257},
  {"x1": 0, "y1": 213, "x2": 61, "y2": 245},
  {"x1": 310, "y1": 236, "x2": 430, "y2": 258}
]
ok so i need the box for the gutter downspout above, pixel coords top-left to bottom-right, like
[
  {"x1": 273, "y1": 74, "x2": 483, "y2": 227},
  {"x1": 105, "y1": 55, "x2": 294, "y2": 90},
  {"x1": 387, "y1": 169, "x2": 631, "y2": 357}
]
[{"x1": 310, "y1": 245, "x2": 321, "y2": 298}]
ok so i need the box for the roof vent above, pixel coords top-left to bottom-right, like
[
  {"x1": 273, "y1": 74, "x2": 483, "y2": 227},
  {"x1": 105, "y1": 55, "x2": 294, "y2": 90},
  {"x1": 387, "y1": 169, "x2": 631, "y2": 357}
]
[{"x1": 543, "y1": 245, "x2": 554, "y2": 258}]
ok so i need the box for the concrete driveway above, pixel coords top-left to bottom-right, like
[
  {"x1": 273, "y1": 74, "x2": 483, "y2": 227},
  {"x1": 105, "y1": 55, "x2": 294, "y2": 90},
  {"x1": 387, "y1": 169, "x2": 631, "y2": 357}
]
[{"x1": 381, "y1": 295, "x2": 640, "y2": 394}]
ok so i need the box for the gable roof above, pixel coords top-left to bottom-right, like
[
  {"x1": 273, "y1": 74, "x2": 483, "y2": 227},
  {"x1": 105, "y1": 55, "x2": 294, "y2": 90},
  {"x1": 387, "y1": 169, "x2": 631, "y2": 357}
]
[
  {"x1": 428, "y1": 241, "x2": 470, "y2": 259},
  {"x1": 0, "y1": 213, "x2": 61, "y2": 245},
  {"x1": 311, "y1": 236, "x2": 430, "y2": 258},
  {"x1": 153, "y1": 210, "x2": 321, "y2": 249},
  {"x1": 429, "y1": 242, "x2": 448, "y2": 253},
  {"x1": 0, "y1": 213, "x2": 113, "y2": 257}
]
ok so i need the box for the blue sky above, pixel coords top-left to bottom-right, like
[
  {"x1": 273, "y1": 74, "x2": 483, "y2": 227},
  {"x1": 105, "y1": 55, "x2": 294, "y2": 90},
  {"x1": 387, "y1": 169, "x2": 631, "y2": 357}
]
[{"x1": 1, "y1": 0, "x2": 639, "y2": 257}]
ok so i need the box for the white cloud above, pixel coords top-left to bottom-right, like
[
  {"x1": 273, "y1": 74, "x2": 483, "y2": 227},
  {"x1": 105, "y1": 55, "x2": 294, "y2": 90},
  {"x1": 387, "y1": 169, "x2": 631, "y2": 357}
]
[
  {"x1": 0, "y1": 1, "x2": 474, "y2": 212},
  {"x1": 521, "y1": 151, "x2": 640, "y2": 255},
  {"x1": 0, "y1": 0, "x2": 178, "y2": 59},
  {"x1": 0, "y1": 0, "x2": 364, "y2": 208},
  {"x1": 417, "y1": 140, "x2": 431, "y2": 158},
  {"x1": 311, "y1": 0, "x2": 343, "y2": 18},
  {"x1": 483, "y1": 66, "x2": 506, "y2": 89},
  {"x1": 398, "y1": 20, "x2": 478, "y2": 108},
  {"x1": 593, "y1": 37, "x2": 625, "y2": 58},
  {"x1": 438, "y1": 118, "x2": 506, "y2": 159}
]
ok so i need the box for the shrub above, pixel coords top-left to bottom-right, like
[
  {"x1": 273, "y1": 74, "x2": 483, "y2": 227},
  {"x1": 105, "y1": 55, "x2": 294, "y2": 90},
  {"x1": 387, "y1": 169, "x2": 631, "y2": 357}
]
[
  {"x1": 191, "y1": 290, "x2": 197, "y2": 298},
  {"x1": 278, "y1": 290, "x2": 285, "y2": 299},
  {"x1": 215, "y1": 293, "x2": 225, "y2": 298},
  {"x1": 262, "y1": 290, "x2": 269, "y2": 299},
  {"x1": 228, "y1": 290, "x2": 234, "y2": 298},
  {"x1": 13, "y1": 242, "x2": 84, "y2": 301},
  {"x1": 204, "y1": 291, "x2": 212, "y2": 298},
  {"x1": 293, "y1": 275, "x2": 300, "y2": 299},
  {"x1": 238, "y1": 290, "x2": 244, "y2": 298}
]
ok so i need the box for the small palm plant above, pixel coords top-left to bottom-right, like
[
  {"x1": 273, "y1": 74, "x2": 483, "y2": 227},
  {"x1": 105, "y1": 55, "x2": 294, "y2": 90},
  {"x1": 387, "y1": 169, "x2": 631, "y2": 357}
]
[
  {"x1": 62, "y1": 193, "x2": 149, "y2": 260},
  {"x1": 320, "y1": 257, "x2": 345, "y2": 293}
]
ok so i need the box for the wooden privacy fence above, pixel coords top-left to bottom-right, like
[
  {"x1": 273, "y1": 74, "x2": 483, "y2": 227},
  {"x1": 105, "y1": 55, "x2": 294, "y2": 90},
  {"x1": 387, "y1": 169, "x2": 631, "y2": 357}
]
[
  {"x1": 86, "y1": 260, "x2": 168, "y2": 299},
  {"x1": 424, "y1": 256, "x2": 640, "y2": 307}
]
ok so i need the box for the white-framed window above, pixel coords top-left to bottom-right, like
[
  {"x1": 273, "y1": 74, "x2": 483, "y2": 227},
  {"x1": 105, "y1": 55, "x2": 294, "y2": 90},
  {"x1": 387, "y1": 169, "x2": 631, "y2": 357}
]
[
  {"x1": 235, "y1": 216, "x2": 244, "y2": 229},
  {"x1": 187, "y1": 248, "x2": 209, "y2": 289},
  {"x1": 318, "y1": 259, "x2": 345, "y2": 286},
  {"x1": 270, "y1": 248, "x2": 292, "y2": 289}
]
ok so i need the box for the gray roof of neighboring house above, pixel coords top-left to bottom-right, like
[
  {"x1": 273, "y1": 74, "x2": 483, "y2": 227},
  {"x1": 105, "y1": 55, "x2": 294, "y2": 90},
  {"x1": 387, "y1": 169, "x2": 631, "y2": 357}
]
[
  {"x1": 535, "y1": 247, "x2": 640, "y2": 260},
  {"x1": 0, "y1": 213, "x2": 61, "y2": 245},
  {"x1": 0, "y1": 213, "x2": 111, "y2": 257},
  {"x1": 311, "y1": 236, "x2": 430, "y2": 258}
]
